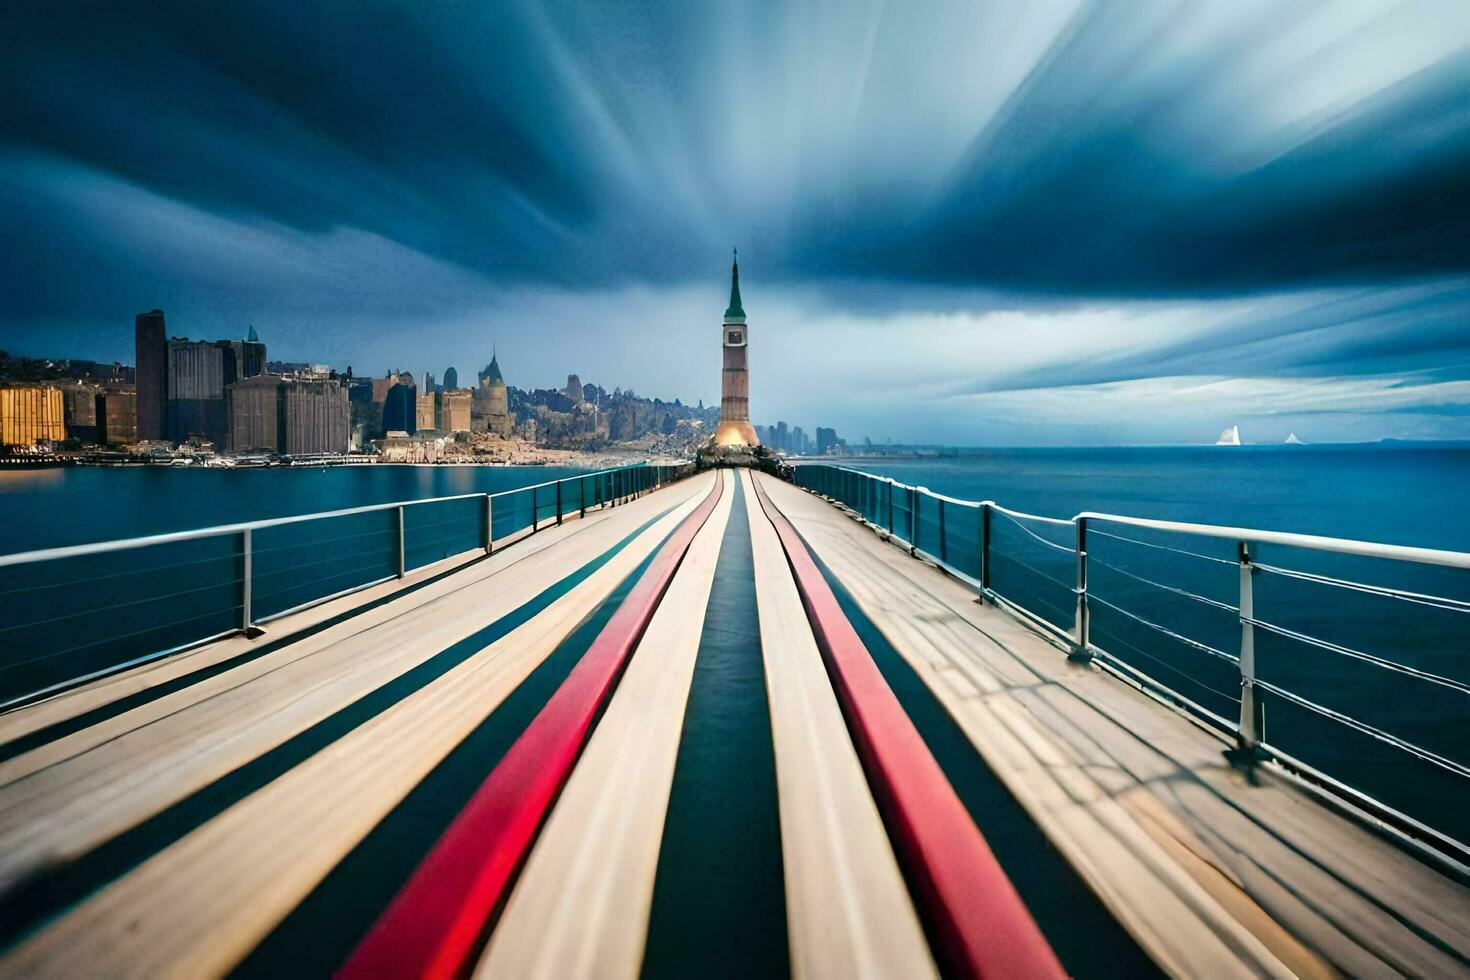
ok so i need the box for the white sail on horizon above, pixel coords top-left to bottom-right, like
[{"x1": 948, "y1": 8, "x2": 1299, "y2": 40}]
[
  {"x1": 1215, "y1": 424, "x2": 1241, "y2": 446},
  {"x1": 1285, "y1": 432, "x2": 1305, "y2": 444}
]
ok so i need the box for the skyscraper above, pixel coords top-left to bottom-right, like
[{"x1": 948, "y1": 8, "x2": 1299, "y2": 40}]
[
  {"x1": 714, "y1": 250, "x2": 759, "y2": 447},
  {"x1": 135, "y1": 310, "x2": 167, "y2": 441},
  {"x1": 443, "y1": 366, "x2": 458, "y2": 390}
]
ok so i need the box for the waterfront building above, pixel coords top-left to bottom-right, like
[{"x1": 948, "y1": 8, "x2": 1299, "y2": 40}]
[
  {"x1": 416, "y1": 389, "x2": 437, "y2": 433},
  {"x1": 282, "y1": 379, "x2": 350, "y2": 454},
  {"x1": 166, "y1": 339, "x2": 235, "y2": 448},
  {"x1": 816, "y1": 426, "x2": 842, "y2": 455},
  {"x1": 381, "y1": 372, "x2": 418, "y2": 437},
  {"x1": 96, "y1": 389, "x2": 137, "y2": 445},
  {"x1": 474, "y1": 352, "x2": 514, "y2": 437},
  {"x1": 439, "y1": 389, "x2": 471, "y2": 433},
  {"x1": 564, "y1": 374, "x2": 583, "y2": 405},
  {"x1": 227, "y1": 375, "x2": 282, "y2": 452},
  {"x1": 230, "y1": 326, "x2": 267, "y2": 380},
  {"x1": 134, "y1": 310, "x2": 168, "y2": 441},
  {"x1": 63, "y1": 383, "x2": 100, "y2": 443},
  {"x1": 714, "y1": 251, "x2": 759, "y2": 447},
  {"x1": 442, "y1": 366, "x2": 458, "y2": 390},
  {"x1": 227, "y1": 376, "x2": 350, "y2": 454},
  {"x1": 0, "y1": 386, "x2": 65, "y2": 446}
]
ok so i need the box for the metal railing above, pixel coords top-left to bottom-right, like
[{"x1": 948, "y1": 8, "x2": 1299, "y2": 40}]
[
  {"x1": 795, "y1": 463, "x2": 1470, "y2": 869},
  {"x1": 0, "y1": 462, "x2": 694, "y2": 711}
]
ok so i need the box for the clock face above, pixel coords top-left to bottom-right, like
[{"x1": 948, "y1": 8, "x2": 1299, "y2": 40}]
[{"x1": 727, "y1": 330, "x2": 744, "y2": 345}]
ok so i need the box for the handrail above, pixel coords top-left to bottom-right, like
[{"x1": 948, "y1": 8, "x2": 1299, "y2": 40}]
[
  {"x1": 0, "y1": 461, "x2": 695, "y2": 713},
  {"x1": 0, "y1": 463, "x2": 642, "y2": 569},
  {"x1": 793, "y1": 461, "x2": 1470, "y2": 871},
  {"x1": 1079, "y1": 512, "x2": 1470, "y2": 570}
]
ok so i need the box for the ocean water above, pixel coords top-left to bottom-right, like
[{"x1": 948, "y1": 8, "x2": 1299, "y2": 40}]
[
  {"x1": 0, "y1": 463, "x2": 593, "y2": 556},
  {"x1": 815, "y1": 445, "x2": 1470, "y2": 845}
]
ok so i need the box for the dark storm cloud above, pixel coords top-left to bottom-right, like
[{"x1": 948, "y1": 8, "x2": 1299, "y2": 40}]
[{"x1": 3, "y1": 0, "x2": 1469, "y2": 313}]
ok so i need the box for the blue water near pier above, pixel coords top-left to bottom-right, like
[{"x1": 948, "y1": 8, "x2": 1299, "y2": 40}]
[
  {"x1": 0, "y1": 464, "x2": 592, "y2": 556},
  {"x1": 826, "y1": 443, "x2": 1470, "y2": 845}
]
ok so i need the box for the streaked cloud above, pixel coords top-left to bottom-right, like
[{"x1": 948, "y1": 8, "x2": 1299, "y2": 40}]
[{"x1": 1, "y1": 0, "x2": 1468, "y2": 443}]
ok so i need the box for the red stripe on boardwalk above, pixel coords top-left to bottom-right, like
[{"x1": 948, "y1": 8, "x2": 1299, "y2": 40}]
[
  {"x1": 338, "y1": 473, "x2": 723, "y2": 980},
  {"x1": 752, "y1": 475, "x2": 1065, "y2": 980}
]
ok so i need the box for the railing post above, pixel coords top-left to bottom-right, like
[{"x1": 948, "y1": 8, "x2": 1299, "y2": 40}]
[
  {"x1": 979, "y1": 504, "x2": 991, "y2": 597},
  {"x1": 580, "y1": 477, "x2": 587, "y2": 518},
  {"x1": 240, "y1": 528, "x2": 253, "y2": 632},
  {"x1": 1233, "y1": 540, "x2": 1264, "y2": 763},
  {"x1": 938, "y1": 499, "x2": 948, "y2": 564},
  {"x1": 484, "y1": 494, "x2": 493, "y2": 554},
  {"x1": 556, "y1": 479, "x2": 563, "y2": 526},
  {"x1": 397, "y1": 505, "x2": 406, "y2": 579},
  {"x1": 887, "y1": 479, "x2": 894, "y2": 535},
  {"x1": 909, "y1": 487, "x2": 919, "y2": 555},
  {"x1": 1071, "y1": 517, "x2": 1091, "y2": 661}
]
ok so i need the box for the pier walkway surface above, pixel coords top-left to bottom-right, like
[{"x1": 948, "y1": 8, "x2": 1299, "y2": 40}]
[{"x1": 0, "y1": 469, "x2": 1466, "y2": 977}]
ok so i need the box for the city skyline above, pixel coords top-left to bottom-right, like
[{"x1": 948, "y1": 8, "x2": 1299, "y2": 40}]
[{"x1": 4, "y1": 2, "x2": 1470, "y2": 444}]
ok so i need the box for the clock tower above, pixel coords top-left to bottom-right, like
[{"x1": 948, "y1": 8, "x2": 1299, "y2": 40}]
[{"x1": 714, "y1": 249, "x2": 760, "y2": 447}]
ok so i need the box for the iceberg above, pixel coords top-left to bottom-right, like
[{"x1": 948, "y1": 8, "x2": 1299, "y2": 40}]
[
  {"x1": 1284, "y1": 432, "x2": 1305, "y2": 445},
  {"x1": 1215, "y1": 424, "x2": 1241, "y2": 446}
]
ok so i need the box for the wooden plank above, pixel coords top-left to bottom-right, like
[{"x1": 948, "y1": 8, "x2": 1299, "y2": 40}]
[
  {"x1": 473, "y1": 470, "x2": 734, "y2": 979},
  {"x1": 0, "y1": 477, "x2": 712, "y2": 896},
  {"x1": 741, "y1": 470, "x2": 937, "y2": 980},
  {"x1": 0, "y1": 478, "x2": 715, "y2": 979},
  {"x1": 763, "y1": 474, "x2": 1470, "y2": 977},
  {"x1": 337, "y1": 473, "x2": 726, "y2": 980},
  {"x1": 751, "y1": 474, "x2": 1064, "y2": 980}
]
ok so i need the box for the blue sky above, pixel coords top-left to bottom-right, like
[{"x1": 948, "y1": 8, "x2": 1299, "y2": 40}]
[{"x1": 2, "y1": 0, "x2": 1469, "y2": 444}]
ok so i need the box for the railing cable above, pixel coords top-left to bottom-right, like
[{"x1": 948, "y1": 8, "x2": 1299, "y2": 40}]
[
  {"x1": 1245, "y1": 617, "x2": 1470, "y2": 696},
  {"x1": 1089, "y1": 527, "x2": 1236, "y2": 566},
  {"x1": 1253, "y1": 678, "x2": 1470, "y2": 780},
  {"x1": 1088, "y1": 593, "x2": 1239, "y2": 666},
  {"x1": 1254, "y1": 563, "x2": 1470, "y2": 614},
  {"x1": 991, "y1": 510, "x2": 1075, "y2": 555},
  {"x1": 1088, "y1": 555, "x2": 1239, "y2": 614}
]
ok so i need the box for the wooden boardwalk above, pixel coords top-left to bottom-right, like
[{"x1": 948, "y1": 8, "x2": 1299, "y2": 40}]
[{"x1": 0, "y1": 469, "x2": 1465, "y2": 977}]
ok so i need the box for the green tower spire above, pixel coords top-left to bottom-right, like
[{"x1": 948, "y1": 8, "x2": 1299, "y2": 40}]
[{"x1": 724, "y1": 248, "x2": 745, "y2": 318}]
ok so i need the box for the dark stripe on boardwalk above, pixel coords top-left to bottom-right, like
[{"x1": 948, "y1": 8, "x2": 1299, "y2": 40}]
[
  {"x1": 0, "y1": 506, "x2": 679, "y2": 955},
  {"x1": 642, "y1": 472, "x2": 790, "y2": 980},
  {"x1": 236, "y1": 523, "x2": 682, "y2": 978},
  {"x1": 790, "y1": 496, "x2": 1164, "y2": 979},
  {"x1": 752, "y1": 475, "x2": 1065, "y2": 980},
  {"x1": 337, "y1": 473, "x2": 725, "y2": 980}
]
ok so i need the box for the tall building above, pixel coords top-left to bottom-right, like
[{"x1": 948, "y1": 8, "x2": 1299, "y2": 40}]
[
  {"x1": 439, "y1": 389, "x2": 471, "y2": 433},
  {"x1": 474, "y1": 351, "x2": 514, "y2": 437},
  {"x1": 381, "y1": 372, "x2": 418, "y2": 436},
  {"x1": 135, "y1": 310, "x2": 168, "y2": 441},
  {"x1": 227, "y1": 376, "x2": 350, "y2": 454},
  {"x1": 416, "y1": 389, "x2": 436, "y2": 432},
  {"x1": 63, "y1": 383, "x2": 100, "y2": 443},
  {"x1": 714, "y1": 250, "x2": 759, "y2": 447},
  {"x1": 282, "y1": 380, "x2": 350, "y2": 454},
  {"x1": 227, "y1": 375, "x2": 282, "y2": 452},
  {"x1": 442, "y1": 366, "x2": 458, "y2": 390},
  {"x1": 422, "y1": 371, "x2": 436, "y2": 394},
  {"x1": 0, "y1": 386, "x2": 65, "y2": 446},
  {"x1": 167, "y1": 340, "x2": 234, "y2": 448},
  {"x1": 564, "y1": 374, "x2": 583, "y2": 405},
  {"x1": 229, "y1": 325, "x2": 267, "y2": 381},
  {"x1": 96, "y1": 390, "x2": 137, "y2": 445},
  {"x1": 816, "y1": 427, "x2": 838, "y2": 455}
]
